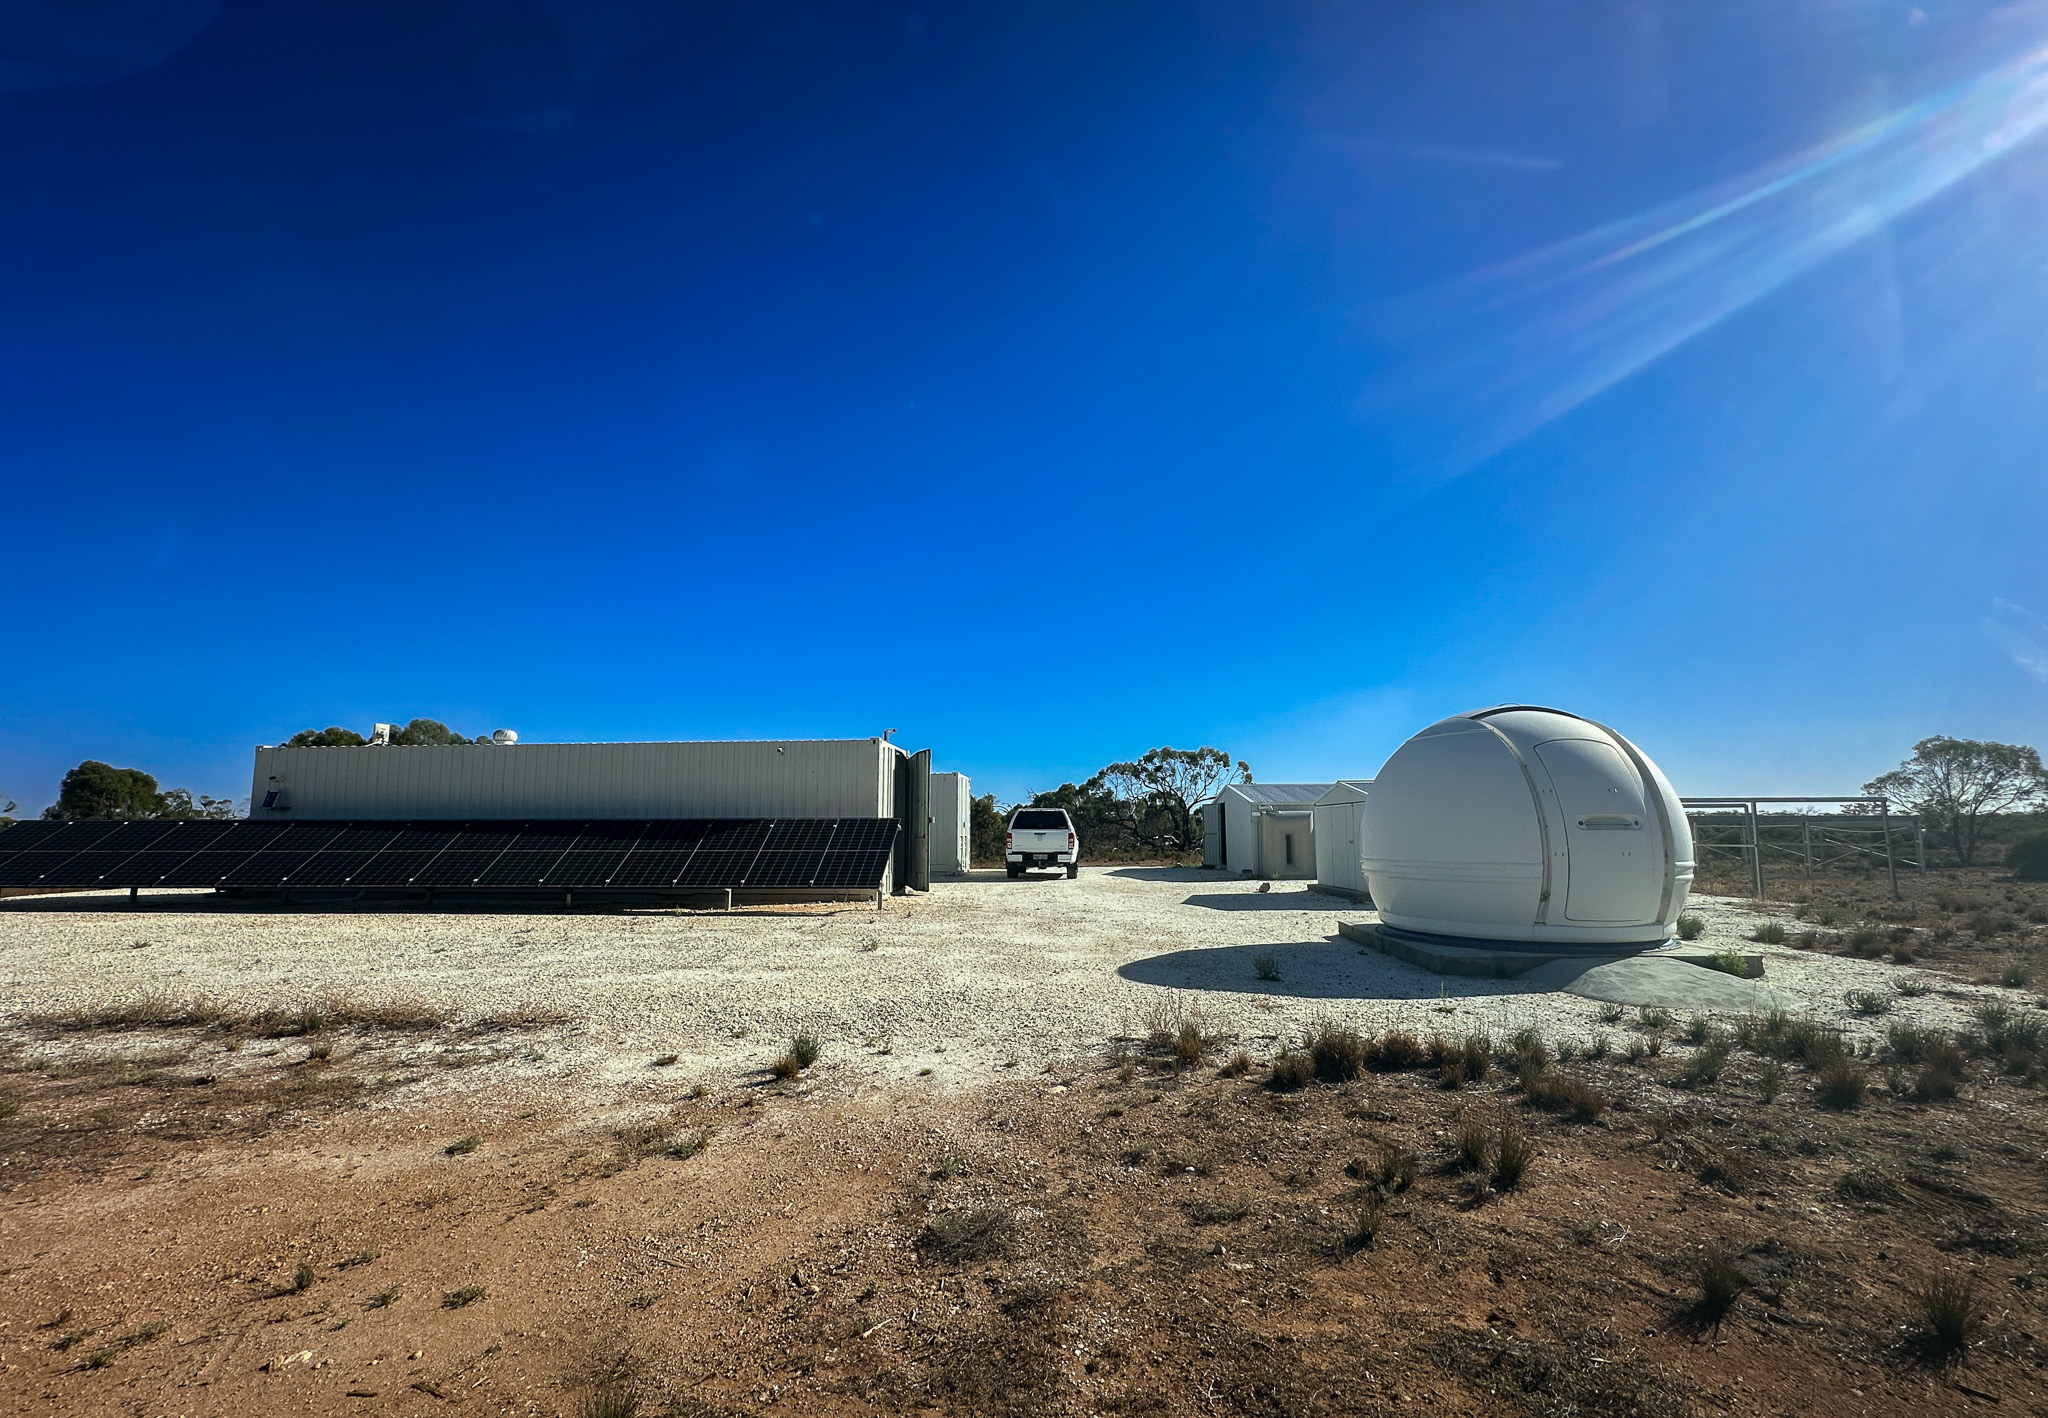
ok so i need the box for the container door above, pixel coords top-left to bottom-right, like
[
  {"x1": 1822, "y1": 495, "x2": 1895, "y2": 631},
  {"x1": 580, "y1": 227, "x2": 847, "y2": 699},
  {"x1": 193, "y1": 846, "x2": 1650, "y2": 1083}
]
[{"x1": 1532, "y1": 738, "x2": 1656, "y2": 922}]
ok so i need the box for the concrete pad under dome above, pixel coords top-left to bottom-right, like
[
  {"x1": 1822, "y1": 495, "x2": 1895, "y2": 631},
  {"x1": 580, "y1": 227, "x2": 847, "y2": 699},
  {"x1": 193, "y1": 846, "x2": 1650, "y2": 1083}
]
[{"x1": 1519, "y1": 955, "x2": 1800, "y2": 1013}]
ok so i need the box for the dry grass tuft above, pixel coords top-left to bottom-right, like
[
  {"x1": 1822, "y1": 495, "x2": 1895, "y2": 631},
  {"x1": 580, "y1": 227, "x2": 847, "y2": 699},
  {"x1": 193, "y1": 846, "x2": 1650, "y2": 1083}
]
[
  {"x1": 441, "y1": 1284, "x2": 487, "y2": 1309},
  {"x1": 1910, "y1": 1272, "x2": 1984, "y2": 1366},
  {"x1": 1691, "y1": 1247, "x2": 1749, "y2": 1334},
  {"x1": 443, "y1": 1133, "x2": 481, "y2": 1156}
]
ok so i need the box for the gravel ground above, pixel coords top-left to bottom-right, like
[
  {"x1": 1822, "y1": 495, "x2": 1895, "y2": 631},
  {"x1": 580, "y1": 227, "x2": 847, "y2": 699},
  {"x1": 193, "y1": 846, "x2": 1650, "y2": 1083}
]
[{"x1": 0, "y1": 868, "x2": 2029, "y2": 1088}]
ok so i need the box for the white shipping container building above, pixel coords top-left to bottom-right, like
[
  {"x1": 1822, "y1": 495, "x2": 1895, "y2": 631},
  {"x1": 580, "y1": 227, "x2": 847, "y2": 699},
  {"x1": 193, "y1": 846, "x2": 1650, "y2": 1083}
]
[
  {"x1": 1200, "y1": 782, "x2": 1330, "y2": 880},
  {"x1": 929, "y1": 771, "x2": 972, "y2": 875},
  {"x1": 252, "y1": 738, "x2": 904, "y2": 822},
  {"x1": 1310, "y1": 780, "x2": 1374, "y2": 901}
]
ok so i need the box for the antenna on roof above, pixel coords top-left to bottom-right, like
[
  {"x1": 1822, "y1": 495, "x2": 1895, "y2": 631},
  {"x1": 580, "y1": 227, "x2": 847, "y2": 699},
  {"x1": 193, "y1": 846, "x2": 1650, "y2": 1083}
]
[
  {"x1": 882, "y1": 728, "x2": 896, "y2": 741},
  {"x1": 370, "y1": 723, "x2": 395, "y2": 746}
]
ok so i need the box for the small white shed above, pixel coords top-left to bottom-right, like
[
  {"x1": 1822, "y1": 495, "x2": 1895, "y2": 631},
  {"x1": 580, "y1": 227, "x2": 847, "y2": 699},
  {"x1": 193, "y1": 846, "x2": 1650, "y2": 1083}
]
[
  {"x1": 1311, "y1": 780, "x2": 1374, "y2": 901},
  {"x1": 929, "y1": 772, "x2": 972, "y2": 875},
  {"x1": 1201, "y1": 782, "x2": 1330, "y2": 879}
]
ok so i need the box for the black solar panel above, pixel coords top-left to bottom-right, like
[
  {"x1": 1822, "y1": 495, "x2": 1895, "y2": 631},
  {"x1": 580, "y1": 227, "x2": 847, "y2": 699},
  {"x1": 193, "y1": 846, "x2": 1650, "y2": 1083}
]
[{"x1": 0, "y1": 817, "x2": 899, "y2": 893}]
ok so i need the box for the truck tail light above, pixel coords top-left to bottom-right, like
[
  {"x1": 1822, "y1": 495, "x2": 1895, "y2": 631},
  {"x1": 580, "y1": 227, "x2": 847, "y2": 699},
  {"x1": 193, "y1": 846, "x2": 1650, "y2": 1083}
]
[
  {"x1": 1068, "y1": 832, "x2": 1076, "y2": 848},
  {"x1": 1005, "y1": 831, "x2": 1013, "y2": 848}
]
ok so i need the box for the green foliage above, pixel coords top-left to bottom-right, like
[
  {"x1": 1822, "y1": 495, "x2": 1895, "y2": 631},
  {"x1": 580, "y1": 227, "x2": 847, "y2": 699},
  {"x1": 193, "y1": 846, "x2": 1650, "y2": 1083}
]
[
  {"x1": 1251, "y1": 952, "x2": 1282, "y2": 982},
  {"x1": 1865, "y1": 735, "x2": 2048, "y2": 866},
  {"x1": 1691, "y1": 1248, "x2": 1749, "y2": 1333},
  {"x1": 1749, "y1": 922, "x2": 1786, "y2": 945},
  {"x1": 968, "y1": 792, "x2": 1009, "y2": 866},
  {"x1": 1910, "y1": 1273, "x2": 1984, "y2": 1366},
  {"x1": 391, "y1": 718, "x2": 490, "y2": 746},
  {"x1": 42, "y1": 761, "x2": 236, "y2": 821},
  {"x1": 45, "y1": 761, "x2": 162, "y2": 820},
  {"x1": 2009, "y1": 830, "x2": 2048, "y2": 882},
  {"x1": 1674, "y1": 914, "x2": 1705, "y2": 941},
  {"x1": 286, "y1": 726, "x2": 368, "y2": 747}
]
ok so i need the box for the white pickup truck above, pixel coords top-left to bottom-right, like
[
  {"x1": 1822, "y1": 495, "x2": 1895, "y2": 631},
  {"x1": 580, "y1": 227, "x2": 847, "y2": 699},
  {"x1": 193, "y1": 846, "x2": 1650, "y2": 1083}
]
[{"x1": 1006, "y1": 807, "x2": 1079, "y2": 879}]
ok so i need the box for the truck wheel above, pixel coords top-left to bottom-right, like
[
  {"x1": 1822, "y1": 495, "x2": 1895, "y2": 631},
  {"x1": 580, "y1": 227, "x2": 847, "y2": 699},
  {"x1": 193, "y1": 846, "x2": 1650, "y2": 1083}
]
[
  {"x1": 1006, "y1": 866, "x2": 1021, "y2": 879},
  {"x1": 1065, "y1": 863, "x2": 1079, "y2": 879}
]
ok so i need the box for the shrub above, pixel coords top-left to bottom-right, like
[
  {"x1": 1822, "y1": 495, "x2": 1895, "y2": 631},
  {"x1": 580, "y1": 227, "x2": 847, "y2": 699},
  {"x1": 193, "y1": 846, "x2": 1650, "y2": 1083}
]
[
  {"x1": 1692, "y1": 1248, "x2": 1750, "y2": 1334},
  {"x1": 1375, "y1": 1145, "x2": 1419, "y2": 1193},
  {"x1": 443, "y1": 1134, "x2": 480, "y2": 1156},
  {"x1": 1306, "y1": 1021, "x2": 1368, "y2": 1081},
  {"x1": 2008, "y1": 831, "x2": 2048, "y2": 882},
  {"x1": 1843, "y1": 929, "x2": 1886, "y2": 958},
  {"x1": 1757, "y1": 1058, "x2": 1783, "y2": 1103},
  {"x1": 1251, "y1": 953, "x2": 1282, "y2": 982},
  {"x1": 1437, "y1": 1059, "x2": 1465, "y2": 1090},
  {"x1": 1218, "y1": 1050, "x2": 1252, "y2": 1078},
  {"x1": 1597, "y1": 1001, "x2": 1626, "y2": 1025},
  {"x1": 1636, "y1": 1006, "x2": 1671, "y2": 1032},
  {"x1": 1679, "y1": 1042, "x2": 1733, "y2": 1090},
  {"x1": 1460, "y1": 1034, "x2": 1493, "y2": 1082},
  {"x1": 919, "y1": 1205, "x2": 1018, "y2": 1264},
  {"x1": 1816, "y1": 1060, "x2": 1866, "y2": 1109},
  {"x1": 1522, "y1": 1071, "x2": 1607, "y2": 1120},
  {"x1": 1366, "y1": 1028, "x2": 1427, "y2": 1072},
  {"x1": 1894, "y1": 976, "x2": 1932, "y2": 998},
  {"x1": 1705, "y1": 949, "x2": 1753, "y2": 978},
  {"x1": 1586, "y1": 1033, "x2": 1610, "y2": 1061},
  {"x1": 788, "y1": 1034, "x2": 823, "y2": 1069},
  {"x1": 1676, "y1": 915, "x2": 1705, "y2": 941},
  {"x1": 1682, "y1": 1015, "x2": 1712, "y2": 1046},
  {"x1": 1452, "y1": 1121, "x2": 1491, "y2": 1172},
  {"x1": 441, "y1": 1284, "x2": 487, "y2": 1308},
  {"x1": 1172, "y1": 1019, "x2": 1207, "y2": 1071},
  {"x1": 1267, "y1": 1052, "x2": 1314, "y2": 1091},
  {"x1": 1910, "y1": 1273, "x2": 1984, "y2": 1365},
  {"x1": 1750, "y1": 922, "x2": 1786, "y2": 945},
  {"x1": 1491, "y1": 1125, "x2": 1531, "y2": 1189},
  {"x1": 1999, "y1": 960, "x2": 2032, "y2": 989},
  {"x1": 290, "y1": 1261, "x2": 315, "y2": 1293},
  {"x1": 1844, "y1": 989, "x2": 1892, "y2": 1017},
  {"x1": 578, "y1": 1386, "x2": 638, "y2": 1418},
  {"x1": 1507, "y1": 1027, "x2": 1550, "y2": 1072},
  {"x1": 1185, "y1": 1195, "x2": 1251, "y2": 1226},
  {"x1": 1335, "y1": 1196, "x2": 1382, "y2": 1256}
]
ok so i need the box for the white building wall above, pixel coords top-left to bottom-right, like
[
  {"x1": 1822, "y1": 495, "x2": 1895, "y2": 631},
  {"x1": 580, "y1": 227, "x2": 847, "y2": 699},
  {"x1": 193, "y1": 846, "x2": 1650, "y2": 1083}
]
[
  {"x1": 929, "y1": 772, "x2": 971, "y2": 874},
  {"x1": 1312, "y1": 782, "x2": 1372, "y2": 899},
  {"x1": 251, "y1": 739, "x2": 899, "y2": 821}
]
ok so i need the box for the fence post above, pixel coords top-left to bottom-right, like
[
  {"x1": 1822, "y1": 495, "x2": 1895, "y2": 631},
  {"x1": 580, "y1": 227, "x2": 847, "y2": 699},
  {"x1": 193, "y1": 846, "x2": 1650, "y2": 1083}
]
[
  {"x1": 1801, "y1": 820, "x2": 1812, "y2": 879},
  {"x1": 1915, "y1": 817, "x2": 1926, "y2": 874},
  {"x1": 1879, "y1": 797, "x2": 1899, "y2": 901},
  {"x1": 1748, "y1": 801, "x2": 1764, "y2": 900}
]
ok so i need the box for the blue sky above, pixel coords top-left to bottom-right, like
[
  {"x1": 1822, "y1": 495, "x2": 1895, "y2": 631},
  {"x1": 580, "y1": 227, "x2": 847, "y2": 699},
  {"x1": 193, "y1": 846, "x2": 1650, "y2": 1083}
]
[{"x1": 2, "y1": 0, "x2": 2045, "y2": 812}]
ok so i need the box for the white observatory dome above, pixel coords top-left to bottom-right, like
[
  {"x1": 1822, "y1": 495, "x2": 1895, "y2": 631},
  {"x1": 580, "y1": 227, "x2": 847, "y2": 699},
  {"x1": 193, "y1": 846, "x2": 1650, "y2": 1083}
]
[{"x1": 1361, "y1": 706, "x2": 1694, "y2": 947}]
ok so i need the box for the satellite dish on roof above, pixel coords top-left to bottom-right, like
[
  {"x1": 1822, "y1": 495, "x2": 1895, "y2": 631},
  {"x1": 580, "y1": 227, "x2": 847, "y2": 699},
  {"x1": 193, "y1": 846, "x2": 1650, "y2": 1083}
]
[
  {"x1": 1361, "y1": 706, "x2": 1693, "y2": 949},
  {"x1": 491, "y1": 728, "x2": 518, "y2": 745}
]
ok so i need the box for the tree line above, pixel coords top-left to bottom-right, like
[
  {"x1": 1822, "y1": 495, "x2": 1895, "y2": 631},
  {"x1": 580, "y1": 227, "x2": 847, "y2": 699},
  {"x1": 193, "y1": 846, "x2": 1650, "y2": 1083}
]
[{"x1": 970, "y1": 745, "x2": 1252, "y2": 865}]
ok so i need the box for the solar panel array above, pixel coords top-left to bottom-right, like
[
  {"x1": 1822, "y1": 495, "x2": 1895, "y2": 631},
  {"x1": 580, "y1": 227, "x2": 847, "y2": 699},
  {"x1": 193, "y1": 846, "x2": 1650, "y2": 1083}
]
[{"x1": 0, "y1": 818, "x2": 900, "y2": 893}]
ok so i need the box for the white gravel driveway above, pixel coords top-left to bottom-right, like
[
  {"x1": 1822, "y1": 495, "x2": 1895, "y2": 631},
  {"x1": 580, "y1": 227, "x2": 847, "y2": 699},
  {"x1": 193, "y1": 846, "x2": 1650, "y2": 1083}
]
[{"x1": 0, "y1": 869, "x2": 2024, "y2": 1087}]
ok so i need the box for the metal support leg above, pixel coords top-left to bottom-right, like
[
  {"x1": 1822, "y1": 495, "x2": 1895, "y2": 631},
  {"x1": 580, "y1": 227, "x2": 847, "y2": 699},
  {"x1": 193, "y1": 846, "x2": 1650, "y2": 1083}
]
[
  {"x1": 1801, "y1": 821, "x2": 1812, "y2": 879},
  {"x1": 1915, "y1": 818, "x2": 1926, "y2": 874},
  {"x1": 724, "y1": 887, "x2": 732, "y2": 911},
  {"x1": 129, "y1": 886, "x2": 138, "y2": 907}
]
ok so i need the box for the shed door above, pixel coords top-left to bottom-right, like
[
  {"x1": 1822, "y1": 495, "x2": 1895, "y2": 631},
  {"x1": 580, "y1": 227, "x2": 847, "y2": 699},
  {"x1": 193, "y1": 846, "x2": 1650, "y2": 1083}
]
[{"x1": 1533, "y1": 738, "x2": 1656, "y2": 922}]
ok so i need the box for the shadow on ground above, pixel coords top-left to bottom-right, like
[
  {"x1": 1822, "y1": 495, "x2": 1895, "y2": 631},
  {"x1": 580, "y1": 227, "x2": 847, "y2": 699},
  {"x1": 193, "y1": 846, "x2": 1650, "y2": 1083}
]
[
  {"x1": 1179, "y1": 892, "x2": 1354, "y2": 913},
  {"x1": 1116, "y1": 941, "x2": 1541, "y2": 1001}
]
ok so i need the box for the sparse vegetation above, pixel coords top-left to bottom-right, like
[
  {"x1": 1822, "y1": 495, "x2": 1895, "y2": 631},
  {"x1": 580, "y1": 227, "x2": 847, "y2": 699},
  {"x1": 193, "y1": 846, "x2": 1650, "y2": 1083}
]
[
  {"x1": 1691, "y1": 1247, "x2": 1749, "y2": 1334},
  {"x1": 1999, "y1": 959, "x2": 2032, "y2": 988},
  {"x1": 1490, "y1": 1124, "x2": 1531, "y2": 1189},
  {"x1": 919, "y1": 1204, "x2": 1018, "y2": 1263},
  {"x1": 442, "y1": 1284, "x2": 487, "y2": 1308},
  {"x1": 1675, "y1": 914, "x2": 1705, "y2": 941},
  {"x1": 1843, "y1": 989, "x2": 1892, "y2": 1017},
  {"x1": 1251, "y1": 953, "x2": 1281, "y2": 982},
  {"x1": 1521, "y1": 1071, "x2": 1607, "y2": 1121},
  {"x1": 1218, "y1": 1050, "x2": 1252, "y2": 1078},
  {"x1": 290, "y1": 1260, "x2": 315, "y2": 1293},
  {"x1": 578, "y1": 1385, "x2": 639, "y2": 1418},
  {"x1": 364, "y1": 1285, "x2": 400, "y2": 1309},
  {"x1": 444, "y1": 1133, "x2": 480, "y2": 1156},
  {"x1": 1910, "y1": 1272, "x2": 1984, "y2": 1366},
  {"x1": 1704, "y1": 949, "x2": 1753, "y2": 977},
  {"x1": 1452, "y1": 1120, "x2": 1491, "y2": 1173},
  {"x1": 1816, "y1": 1060, "x2": 1867, "y2": 1110},
  {"x1": 1304, "y1": 1020, "x2": 1367, "y2": 1082},
  {"x1": 650, "y1": 1054, "x2": 679, "y2": 1067},
  {"x1": 1335, "y1": 1195, "x2": 1383, "y2": 1255},
  {"x1": 1749, "y1": 922, "x2": 1786, "y2": 944}
]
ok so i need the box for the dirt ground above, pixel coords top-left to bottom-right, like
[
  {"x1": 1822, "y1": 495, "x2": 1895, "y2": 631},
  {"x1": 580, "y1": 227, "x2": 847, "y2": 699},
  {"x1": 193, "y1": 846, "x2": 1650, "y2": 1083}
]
[{"x1": 4, "y1": 866, "x2": 2047, "y2": 1417}]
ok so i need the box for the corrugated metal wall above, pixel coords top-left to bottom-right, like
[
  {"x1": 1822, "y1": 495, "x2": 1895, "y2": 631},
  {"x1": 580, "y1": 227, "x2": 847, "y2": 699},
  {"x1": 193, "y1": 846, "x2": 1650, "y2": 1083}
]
[
  {"x1": 250, "y1": 739, "x2": 898, "y2": 821},
  {"x1": 929, "y1": 772, "x2": 971, "y2": 874}
]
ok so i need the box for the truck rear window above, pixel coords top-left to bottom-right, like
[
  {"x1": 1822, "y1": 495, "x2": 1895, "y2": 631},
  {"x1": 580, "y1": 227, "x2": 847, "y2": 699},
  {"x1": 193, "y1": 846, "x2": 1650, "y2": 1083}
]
[{"x1": 1011, "y1": 810, "x2": 1069, "y2": 830}]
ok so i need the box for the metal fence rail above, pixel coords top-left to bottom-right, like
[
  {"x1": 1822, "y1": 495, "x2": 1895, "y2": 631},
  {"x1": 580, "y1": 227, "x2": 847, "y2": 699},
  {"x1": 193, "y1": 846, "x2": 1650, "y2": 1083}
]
[{"x1": 1679, "y1": 796, "x2": 1922, "y2": 901}]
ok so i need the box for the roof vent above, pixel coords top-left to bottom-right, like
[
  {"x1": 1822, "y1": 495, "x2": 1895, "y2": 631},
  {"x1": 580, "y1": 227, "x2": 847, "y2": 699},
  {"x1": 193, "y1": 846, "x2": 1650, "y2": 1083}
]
[{"x1": 491, "y1": 728, "x2": 518, "y2": 745}]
